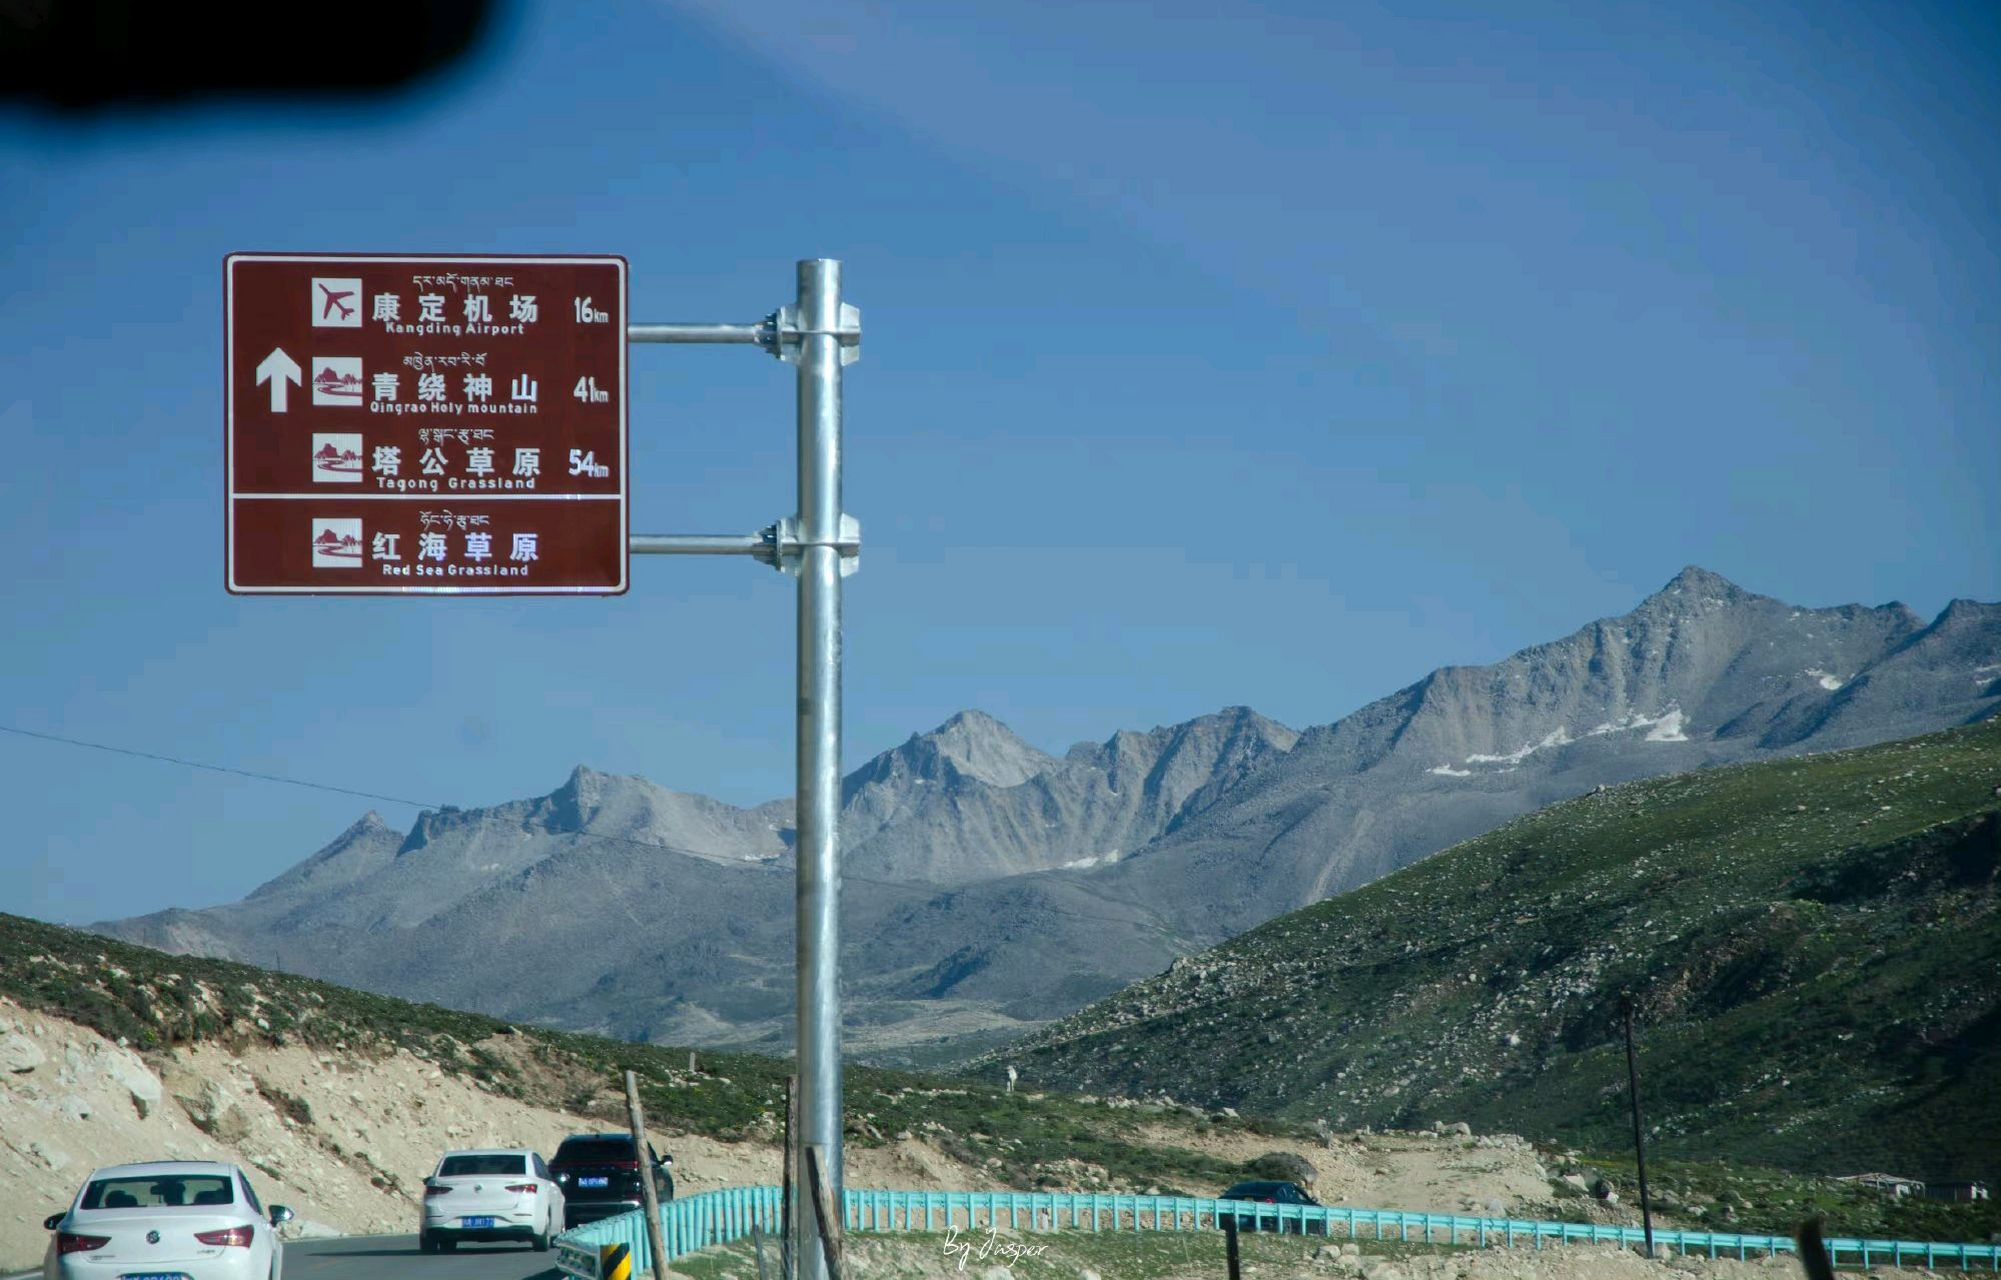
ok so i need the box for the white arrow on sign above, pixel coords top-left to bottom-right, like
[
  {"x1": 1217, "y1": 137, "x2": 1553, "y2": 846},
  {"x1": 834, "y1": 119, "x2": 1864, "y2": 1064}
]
[{"x1": 255, "y1": 347, "x2": 303, "y2": 413}]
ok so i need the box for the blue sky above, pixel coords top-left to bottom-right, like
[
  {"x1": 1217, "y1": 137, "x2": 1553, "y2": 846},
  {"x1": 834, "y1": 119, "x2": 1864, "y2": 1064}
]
[{"x1": 2, "y1": 0, "x2": 1995, "y2": 925}]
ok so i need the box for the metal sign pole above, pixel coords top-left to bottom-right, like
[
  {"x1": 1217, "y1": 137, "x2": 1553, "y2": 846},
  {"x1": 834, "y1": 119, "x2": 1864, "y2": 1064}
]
[
  {"x1": 788, "y1": 259, "x2": 849, "y2": 1280},
  {"x1": 627, "y1": 259, "x2": 859, "y2": 1280}
]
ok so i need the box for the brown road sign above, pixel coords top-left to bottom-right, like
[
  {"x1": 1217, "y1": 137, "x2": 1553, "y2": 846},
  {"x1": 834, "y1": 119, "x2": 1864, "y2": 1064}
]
[{"x1": 225, "y1": 254, "x2": 628, "y2": 594}]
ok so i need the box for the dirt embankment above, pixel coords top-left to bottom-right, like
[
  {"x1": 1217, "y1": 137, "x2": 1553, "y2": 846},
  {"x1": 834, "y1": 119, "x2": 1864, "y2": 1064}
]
[
  {"x1": 6, "y1": 995, "x2": 1801, "y2": 1279},
  {"x1": 0, "y1": 997, "x2": 1018, "y2": 1271}
]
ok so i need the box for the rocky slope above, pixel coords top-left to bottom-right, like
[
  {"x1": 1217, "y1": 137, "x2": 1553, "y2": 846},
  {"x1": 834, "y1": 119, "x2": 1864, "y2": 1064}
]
[
  {"x1": 842, "y1": 707, "x2": 1299, "y2": 882},
  {"x1": 986, "y1": 720, "x2": 2001, "y2": 1183},
  {"x1": 95, "y1": 568, "x2": 2000, "y2": 1056}
]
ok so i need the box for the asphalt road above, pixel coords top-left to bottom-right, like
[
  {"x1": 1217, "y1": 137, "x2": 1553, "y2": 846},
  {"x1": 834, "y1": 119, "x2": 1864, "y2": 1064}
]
[{"x1": 284, "y1": 1234, "x2": 566, "y2": 1280}]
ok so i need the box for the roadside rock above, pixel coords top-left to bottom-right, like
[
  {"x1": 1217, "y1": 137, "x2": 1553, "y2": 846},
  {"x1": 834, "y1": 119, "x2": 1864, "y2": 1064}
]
[
  {"x1": 162, "y1": 1063, "x2": 252, "y2": 1145},
  {"x1": 101, "y1": 1048, "x2": 163, "y2": 1118},
  {"x1": 0, "y1": 1028, "x2": 45, "y2": 1074},
  {"x1": 278, "y1": 1218, "x2": 344, "y2": 1241}
]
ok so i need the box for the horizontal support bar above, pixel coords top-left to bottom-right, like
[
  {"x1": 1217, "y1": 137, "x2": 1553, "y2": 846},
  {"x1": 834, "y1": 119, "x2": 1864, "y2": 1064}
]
[
  {"x1": 627, "y1": 323, "x2": 769, "y2": 345},
  {"x1": 630, "y1": 520, "x2": 862, "y2": 576},
  {"x1": 630, "y1": 533, "x2": 767, "y2": 556}
]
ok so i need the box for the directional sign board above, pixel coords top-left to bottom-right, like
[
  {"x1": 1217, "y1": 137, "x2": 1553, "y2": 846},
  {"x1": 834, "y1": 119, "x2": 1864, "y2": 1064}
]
[{"x1": 225, "y1": 254, "x2": 628, "y2": 594}]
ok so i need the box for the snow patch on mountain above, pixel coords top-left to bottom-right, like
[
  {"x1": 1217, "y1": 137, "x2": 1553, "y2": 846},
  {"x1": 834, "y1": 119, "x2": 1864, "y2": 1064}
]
[
  {"x1": 1807, "y1": 668, "x2": 1845, "y2": 691},
  {"x1": 1644, "y1": 708, "x2": 1689, "y2": 742},
  {"x1": 1467, "y1": 726, "x2": 1574, "y2": 766},
  {"x1": 1059, "y1": 850, "x2": 1123, "y2": 870}
]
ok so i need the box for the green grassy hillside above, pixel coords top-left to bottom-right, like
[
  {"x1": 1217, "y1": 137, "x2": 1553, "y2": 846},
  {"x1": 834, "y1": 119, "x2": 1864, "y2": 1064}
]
[{"x1": 994, "y1": 720, "x2": 2001, "y2": 1183}]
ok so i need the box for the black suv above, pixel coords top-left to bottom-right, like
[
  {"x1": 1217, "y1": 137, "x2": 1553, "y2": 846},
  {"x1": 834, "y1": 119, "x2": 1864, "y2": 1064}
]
[
  {"x1": 549, "y1": 1133, "x2": 674, "y2": 1228},
  {"x1": 1219, "y1": 1180, "x2": 1327, "y2": 1235}
]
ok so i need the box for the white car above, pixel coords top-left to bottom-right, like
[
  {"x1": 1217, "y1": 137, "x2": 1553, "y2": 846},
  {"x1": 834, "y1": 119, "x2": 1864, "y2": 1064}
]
[
  {"x1": 418, "y1": 1149, "x2": 564, "y2": 1253},
  {"x1": 42, "y1": 1160, "x2": 292, "y2": 1280}
]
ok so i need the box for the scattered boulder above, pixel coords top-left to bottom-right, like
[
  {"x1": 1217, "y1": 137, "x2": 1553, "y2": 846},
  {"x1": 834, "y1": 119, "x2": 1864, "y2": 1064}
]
[
  {"x1": 278, "y1": 1218, "x2": 344, "y2": 1242},
  {"x1": 102, "y1": 1048, "x2": 164, "y2": 1119},
  {"x1": 28, "y1": 1140, "x2": 70, "y2": 1172},
  {"x1": 163, "y1": 1064, "x2": 252, "y2": 1144},
  {"x1": 0, "y1": 1027, "x2": 45, "y2": 1074}
]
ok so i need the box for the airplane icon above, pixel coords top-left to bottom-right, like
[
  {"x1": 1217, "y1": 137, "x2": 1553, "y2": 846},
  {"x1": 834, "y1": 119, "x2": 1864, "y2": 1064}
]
[
  {"x1": 310, "y1": 276, "x2": 363, "y2": 327},
  {"x1": 318, "y1": 283, "x2": 355, "y2": 321}
]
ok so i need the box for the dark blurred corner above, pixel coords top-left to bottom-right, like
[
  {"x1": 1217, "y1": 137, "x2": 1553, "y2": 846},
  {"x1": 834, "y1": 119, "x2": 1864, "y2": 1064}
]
[{"x1": 0, "y1": 0, "x2": 503, "y2": 113}]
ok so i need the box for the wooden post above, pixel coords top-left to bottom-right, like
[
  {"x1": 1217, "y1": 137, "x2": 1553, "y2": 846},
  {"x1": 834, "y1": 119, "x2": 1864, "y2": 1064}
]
[
  {"x1": 752, "y1": 1224, "x2": 773, "y2": 1280},
  {"x1": 1620, "y1": 994, "x2": 1655, "y2": 1259},
  {"x1": 1796, "y1": 1217, "x2": 1837, "y2": 1280},
  {"x1": 806, "y1": 1143, "x2": 846, "y2": 1280},
  {"x1": 625, "y1": 1070, "x2": 669, "y2": 1280},
  {"x1": 783, "y1": 1075, "x2": 797, "y2": 1280},
  {"x1": 1224, "y1": 1216, "x2": 1241, "y2": 1280}
]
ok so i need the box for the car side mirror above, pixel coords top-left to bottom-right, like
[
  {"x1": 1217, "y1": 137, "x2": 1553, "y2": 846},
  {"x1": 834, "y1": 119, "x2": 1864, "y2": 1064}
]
[
  {"x1": 44, "y1": 1213, "x2": 65, "y2": 1230},
  {"x1": 269, "y1": 1206, "x2": 295, "y2": 1227}
]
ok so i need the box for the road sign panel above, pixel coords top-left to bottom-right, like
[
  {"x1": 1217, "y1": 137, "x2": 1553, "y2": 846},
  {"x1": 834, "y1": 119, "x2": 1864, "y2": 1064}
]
[{"x1": 225, "y1": 254, "x2": 628, "y2": 594}]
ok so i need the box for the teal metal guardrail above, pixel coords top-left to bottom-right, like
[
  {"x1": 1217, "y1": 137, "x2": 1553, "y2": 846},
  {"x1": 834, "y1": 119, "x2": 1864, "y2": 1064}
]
[{"x1": 555, "y1": 1187, "x2": 2001, "y2": 1277}]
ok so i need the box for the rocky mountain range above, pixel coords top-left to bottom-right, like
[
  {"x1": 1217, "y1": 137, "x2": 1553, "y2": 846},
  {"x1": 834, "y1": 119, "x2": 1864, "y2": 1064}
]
[{"x1": 96, "y1": 567, "x2": 2000, "y2": 1058}]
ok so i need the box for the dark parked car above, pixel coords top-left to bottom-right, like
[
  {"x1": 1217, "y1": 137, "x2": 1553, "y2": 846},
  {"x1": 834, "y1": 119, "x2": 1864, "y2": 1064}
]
[
  {"x1": 1219, "y1": 1180, "x2": 1327, "y2": 1235},
  {"x1": 549, "y1": 1133, "x2": 674, "y2": 1228}
]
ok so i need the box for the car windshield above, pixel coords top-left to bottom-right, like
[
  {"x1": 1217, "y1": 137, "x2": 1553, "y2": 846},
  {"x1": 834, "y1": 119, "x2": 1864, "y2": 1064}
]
[
  {"x1": 83, "y1": 1175, "x2": 234, "y2": 1209},
  {"x1": 554, "y1": 1138, "x2": 635, "y2": 1164},
  {"x1": 438, "y1": 1154, "x2": 528, "y2": 1177},
  {"x1": 1223, "y1": 1183, "x2": 1287, "y2": 1199}
]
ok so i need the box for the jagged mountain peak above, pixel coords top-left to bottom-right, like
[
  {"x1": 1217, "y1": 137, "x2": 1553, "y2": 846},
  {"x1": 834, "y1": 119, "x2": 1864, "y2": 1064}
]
[
  {"x1": 1659, "y1": 564, "x2": 1746, "y2": 596},
  {"x1": 1071, "y1": 705, "x2": 1297, "y2": 760},
  {"x1": 1629, "y1": 565, "x2": 1759, "y2": 618},
  {"x1": 900, "y1": 709, "x2": 1054, "y2": 788},
  {"x1": 552, "y1": 761, "x2": 616, "y2": 804},
  {"x1": 1934, "y1": 598, "x2": 2000, "y2": 627},
  {"x1": 244, "y1": 807, "x2": 406, "y2": 901}
]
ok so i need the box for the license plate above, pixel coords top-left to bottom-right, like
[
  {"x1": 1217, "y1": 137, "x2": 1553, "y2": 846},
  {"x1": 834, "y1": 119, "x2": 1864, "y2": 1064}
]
[
  {"x1": 580, "y1": 1176, "x2": 610, "y2": 1188},
  {"x1": 461, "y1": 1216, "x2": 496, "y2": 1229},
  {"x1": 121, "y1": 1274, "x2": 190, "y2": 1280}
]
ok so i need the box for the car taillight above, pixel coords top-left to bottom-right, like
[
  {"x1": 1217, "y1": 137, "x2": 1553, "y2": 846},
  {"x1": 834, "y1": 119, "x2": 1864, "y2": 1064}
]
[
  {"x1": 610, "y1": 1160, "x2": 639, "y2": 1170},
  {"x1": 505, "y1": 1183, "x2": 538, "y2": 1195},
  {"x1": 57, "y1": 1233, "x2": 111, "y2": 1256},
  {"x1": 195, "y1": 1225, "x2": 256, "y2": 1248}
]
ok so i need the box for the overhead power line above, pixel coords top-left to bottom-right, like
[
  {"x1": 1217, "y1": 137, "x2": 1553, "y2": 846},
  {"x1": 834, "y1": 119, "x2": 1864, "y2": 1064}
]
[{"x1": 0, "y1": 724, "x2": 448, "y2": 811}]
